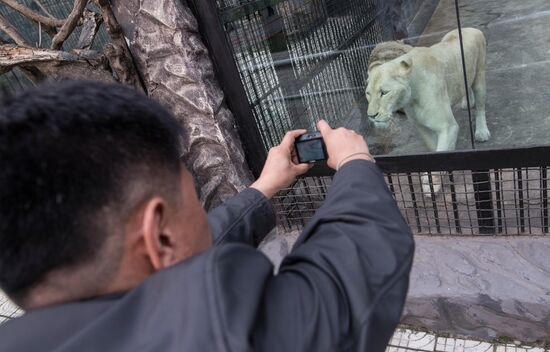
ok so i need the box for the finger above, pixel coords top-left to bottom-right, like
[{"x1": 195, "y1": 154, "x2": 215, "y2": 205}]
[
  {"x1": 280, "y1": 129, "x2": 307, "y2": 148},
  {"x1": 294, "y1": 162, "x2": 314, "y2": 175},
  {"x1": 317, "y1": 120, "x2": 332, "y2": 136}
]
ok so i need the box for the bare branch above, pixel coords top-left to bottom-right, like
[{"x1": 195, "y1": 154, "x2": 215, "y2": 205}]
[
  {"x1": 0, "y1": 0, "x2": 65, "y2": 27},
  {"x1": 0, "y1": 13, "x2": 28, "y2": 46},
  {"x1": 51, "y1": 0, "x2": 88, "y2": 50},
  {"x1": 32, "y1": 0, "x2": 54, "y2": 18},
  {"x1": 76, "y1": 9, "x2": 103, "y2": 49},
  {"x1": 1, "y1": 44, "x2": 80, "y2": 72},
  {"x1": 95, "y1": 0, "x2": 144, "y2": 91},
  {"x1": 0, "y1": 44, "x2": 114, "y2": 82}
]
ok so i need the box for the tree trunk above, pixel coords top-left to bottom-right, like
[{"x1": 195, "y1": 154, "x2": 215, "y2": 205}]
[{"x1": 110, "y1": 0, "x2": 253, "y2": 210}]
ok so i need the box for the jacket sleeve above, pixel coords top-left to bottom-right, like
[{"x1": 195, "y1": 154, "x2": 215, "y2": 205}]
[
  {"x1": 252, "y1": 160, "x2": 415, "y2": 352},
  {"x1": 207, "y1": 188, "x2": 276, "y2": 246}
]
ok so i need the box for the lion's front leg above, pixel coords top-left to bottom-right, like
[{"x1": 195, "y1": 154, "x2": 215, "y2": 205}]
[
  {"x1": 435, "y1": 120, "x2": 459, "y2": 152},
  {"x1": 420, "y1": 110, "x2": 458, "y2": 197}
]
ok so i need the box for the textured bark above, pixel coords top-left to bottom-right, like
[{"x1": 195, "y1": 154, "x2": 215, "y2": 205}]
[
  {"x1": 0, "y1": 13, "x2": 27, "y2": 45},
  {"x1": 76, "y1": 10, "x2": 103, "y2": 50},
  {"x1": 94, "y1": 0, "x2": 144, "y2": 91},
  {"x1": 0, "y1": 44, "x2": 113, "y2": 82},
  {"x1": 110, "y1": 0, "x2": 253, "y2": 209},
  {"x1": 51, "y1": 0, "x2": 88, "y2": 50}
]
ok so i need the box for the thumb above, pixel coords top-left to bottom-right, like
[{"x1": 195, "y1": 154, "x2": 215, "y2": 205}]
[
  {"x1": 317, "y1": 120, "x2": 332, "y2": 137},
  {"x1": 294, "y1": 162, "x2": 314, "y2": 175}
]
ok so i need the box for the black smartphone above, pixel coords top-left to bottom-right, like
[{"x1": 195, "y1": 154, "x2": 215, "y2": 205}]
[{"x1": 294, "y1": 131, "x2": 327, "y2": 164}]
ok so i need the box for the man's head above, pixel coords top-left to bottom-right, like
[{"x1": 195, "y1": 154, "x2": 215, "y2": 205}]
[{"x1": 0, "y1": 81, "x2": 211, "y2": 309}]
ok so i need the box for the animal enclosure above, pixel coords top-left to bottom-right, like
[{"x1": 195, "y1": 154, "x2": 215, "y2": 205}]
[{"x1": 190, "y1": 0, "x2": 550, "y2": 236}]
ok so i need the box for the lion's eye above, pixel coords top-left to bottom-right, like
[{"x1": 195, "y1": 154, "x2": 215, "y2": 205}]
[{"x1": 380, "y1": 90, "x2": 389, "y2": 97}]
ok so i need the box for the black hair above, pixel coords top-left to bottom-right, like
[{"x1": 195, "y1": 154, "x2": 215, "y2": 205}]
[{"x1": 0, "y1": 80, "x2": 183, "y2": 297}]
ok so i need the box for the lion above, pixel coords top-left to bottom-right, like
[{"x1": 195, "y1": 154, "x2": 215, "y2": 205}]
[
  {"x1": 365, "y1": 28, "x2": 490, "y2": 153},
  {"x1": 365, "y1": 28, "x2": 490, "y2": 195}
]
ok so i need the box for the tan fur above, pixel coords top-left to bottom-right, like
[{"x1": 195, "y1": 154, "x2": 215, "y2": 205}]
[
  {"x1": 368, "y1": 41, "x2": 413, "y2": 70},
  {"x1": 365, "y1": 28, "x2": 490, "y2": 195}
]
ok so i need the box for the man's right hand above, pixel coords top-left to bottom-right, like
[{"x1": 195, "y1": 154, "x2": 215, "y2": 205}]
[{"x1": 317, "y1": 120, "x2": 373, "y2": 170}]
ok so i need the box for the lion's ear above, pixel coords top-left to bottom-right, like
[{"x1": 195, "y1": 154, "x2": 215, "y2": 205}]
[{"x1": 399, "y1": 58, "x2": 412, "y2": 75}]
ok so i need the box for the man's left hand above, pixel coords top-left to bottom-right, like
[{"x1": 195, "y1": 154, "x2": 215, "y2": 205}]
[{"x1": 250, "y1": 130, "x2": 313, "y2": 199}]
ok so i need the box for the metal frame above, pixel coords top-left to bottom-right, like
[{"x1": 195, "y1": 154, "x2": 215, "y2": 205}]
[{"x1": 281, "y1": 145, "x2": 550, "y2": 235}]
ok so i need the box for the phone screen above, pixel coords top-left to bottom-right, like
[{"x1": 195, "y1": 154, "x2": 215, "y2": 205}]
[{"x1": 296, "y1": 139, "x2": 325, "y2": 162}]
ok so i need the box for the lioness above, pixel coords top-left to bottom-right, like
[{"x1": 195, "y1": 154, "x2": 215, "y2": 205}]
[{"x1": 365, "y1": 28, "x2": 490, "y2": 153}]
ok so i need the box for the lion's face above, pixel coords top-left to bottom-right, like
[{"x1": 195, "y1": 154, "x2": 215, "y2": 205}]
[{"x1": 366, "y1": 59, "x2": 412, "y2": 128}]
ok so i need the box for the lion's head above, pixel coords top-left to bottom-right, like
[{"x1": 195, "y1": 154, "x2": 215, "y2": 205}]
[{"x1": 365, "y1": 58, "x2": 413, "y2": 128}]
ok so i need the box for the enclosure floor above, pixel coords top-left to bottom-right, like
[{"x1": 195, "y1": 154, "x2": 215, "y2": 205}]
[{"x1": 374, "y1": 0, "x2": 550, "y2": 155}]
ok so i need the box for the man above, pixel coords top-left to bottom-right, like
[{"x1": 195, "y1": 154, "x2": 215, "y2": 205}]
[{"x1": 0, "y1": 81, "x2": 414, "y2": 351}]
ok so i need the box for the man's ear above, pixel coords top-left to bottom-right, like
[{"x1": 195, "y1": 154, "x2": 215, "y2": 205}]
[
  {"x1": 399, "y1": 58, "x2": 412, "y2": 75},
  {"x1": 141, "y1": 197, "x2": 175, "y2": 271}
]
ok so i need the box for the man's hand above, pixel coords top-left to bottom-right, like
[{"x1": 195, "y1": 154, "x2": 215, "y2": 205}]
[
  {"x1": 317, "y1": 120, "x2": 373, "y2": 170},
  {"x1": 251, "y1": 130, "x2": 313, "y2": 199}
]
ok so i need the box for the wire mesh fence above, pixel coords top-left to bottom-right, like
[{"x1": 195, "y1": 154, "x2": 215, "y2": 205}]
[
  {"x1": 216, "y1": 0, "x2": 395, "y2": 150},
  {"x1": 275, "y1": 161, "x2": 550, "y2": 236}
]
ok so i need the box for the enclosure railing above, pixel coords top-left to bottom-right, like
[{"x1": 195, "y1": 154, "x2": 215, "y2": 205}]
[{"x1": 275, "y1": 145, "x2": 550, "y2": 236}]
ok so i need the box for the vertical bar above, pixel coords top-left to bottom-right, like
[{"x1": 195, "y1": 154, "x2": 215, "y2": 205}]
[
  {"x1": 427, "y1": 172, "x2": 441, "y2": 233},
  {"x1": 525, "y1": 168, "x2": 532, "y2": 233},
  {"x1": 407, "y1": 173, "x2": 422, "y2": 233},
  {"x1": 454, "y1": 0, "x2": 476, "y2": 149},
  {"x1": 543, "y1": 166, "x2": 548, "y2": 233},
  {"x1": 517, "y1": 168, "x2": 525, "y2": 232},
  {"x1": 494, "y1": 169, "x2": 503, "y2": 233},
  {"x1": 464, "y1": 171, "x2": 475, "y2": 235},
  {"x1": 472, "y1": 170, "x2": 495, "y2": 234},
  {"x1": 448, "y1": 172, "x2": 462, "y2": 234},
  {"x1": 387, "y1": 173, "x2": 395, "y2": 196}
]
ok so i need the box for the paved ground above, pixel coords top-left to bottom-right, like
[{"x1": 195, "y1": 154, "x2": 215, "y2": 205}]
[{"x1": 371, "y1": 0, "x2": 550, "y2": 155}]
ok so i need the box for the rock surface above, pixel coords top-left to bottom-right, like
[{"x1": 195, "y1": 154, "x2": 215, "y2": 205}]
[
  {"x1": 403, "y1": 236, "x2": 550, "y2": 342},
  {"x1": 261, "y1": 232, "x2": 550, "y2": 342},
  {"x1": 110, "y1": 0, "x2": 253, "y2": 209}
]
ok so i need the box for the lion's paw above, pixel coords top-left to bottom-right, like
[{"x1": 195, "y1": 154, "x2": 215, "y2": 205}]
[
  {"x1": 475, "y1": 128, "x2": 491, "y2": 142},
  {"x1": 422, "y1": 183, "x2": 441, "y2": 198},
  {"x1": 421, "y1": 173, "x2": 442, "y2": 198}
]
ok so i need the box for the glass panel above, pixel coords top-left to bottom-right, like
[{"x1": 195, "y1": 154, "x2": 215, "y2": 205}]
[
  {"x1": 216, "y1": 0, "x2": 479, "y2": 156},
  {"x1": 454, "y1": 0, "x2": 550, "y2": 150}
]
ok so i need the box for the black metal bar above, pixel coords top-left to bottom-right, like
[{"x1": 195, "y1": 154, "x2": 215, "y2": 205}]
[
  {"x1": 387, "y1": 173, "x2": 395, "y2": 196},
  {"x1": 448, "y1": 172, "x2": 462, "y2": 234},
  {"x1": 472, "y1": 170, "x2": 495, "y2": 234},
  {"x1": 454, "y1": 0, "x2": 476, "y2": 149},
  {"x1": 304, "y1": 145, "x2": 550, "y2": 178},
  {"x1": 407, "y1": 173, "x2": 422, "y2": 233},
  {"x1": 494, "y1": 170, "x2": 503, "y2": 233},
  {"x1": 525, "y1": 168, "x2": 532, "y2": 233},
  {"x1": 543, "y1": 166, "x2": 548, "y2": 233},
  {"x1": 517, "y1": 169, "x2": 525, "y2": 232},
  {"x1": 186, "y1": 0, "x2": 267, "y2": 177},
  {"x1": 427, "y1": 172, "x2": 441, "y2": 233}
]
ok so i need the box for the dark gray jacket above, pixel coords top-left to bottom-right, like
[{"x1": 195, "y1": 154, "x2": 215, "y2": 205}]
[{"x1": 0, "y1": 160, "x2": 414, "y2": 351}]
